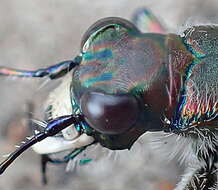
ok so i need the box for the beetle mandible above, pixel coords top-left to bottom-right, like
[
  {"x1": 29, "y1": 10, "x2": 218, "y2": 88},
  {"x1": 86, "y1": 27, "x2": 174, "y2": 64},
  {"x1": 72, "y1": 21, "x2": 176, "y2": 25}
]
[{"x1": 0, "y1": 8, "x2": 217, "y2": 190}]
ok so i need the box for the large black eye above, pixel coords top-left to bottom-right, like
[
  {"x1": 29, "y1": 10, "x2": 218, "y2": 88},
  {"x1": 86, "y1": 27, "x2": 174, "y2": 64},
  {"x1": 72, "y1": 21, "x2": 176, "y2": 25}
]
[{"x1": 80, "y1": 91, "x2": 140, "y2": 135}]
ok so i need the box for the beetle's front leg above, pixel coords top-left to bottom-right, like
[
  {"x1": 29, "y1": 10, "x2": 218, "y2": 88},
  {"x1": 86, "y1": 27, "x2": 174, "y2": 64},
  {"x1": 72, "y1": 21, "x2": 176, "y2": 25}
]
[{"x1": 40, "y1": 146, "x2": 88, "y2": 185}]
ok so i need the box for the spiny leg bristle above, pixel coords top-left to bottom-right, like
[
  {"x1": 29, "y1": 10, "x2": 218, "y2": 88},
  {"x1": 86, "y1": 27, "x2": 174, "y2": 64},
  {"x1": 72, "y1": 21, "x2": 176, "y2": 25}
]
[{"x1": 31, "y1": 119, "x2": 47, "y2": 128}]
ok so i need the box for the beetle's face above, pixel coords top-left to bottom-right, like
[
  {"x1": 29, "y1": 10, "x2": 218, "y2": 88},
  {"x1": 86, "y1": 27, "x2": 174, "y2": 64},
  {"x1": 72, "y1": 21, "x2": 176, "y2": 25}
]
[{"x1": 71, "y1": 18, "x2": 168, "y2": 150}]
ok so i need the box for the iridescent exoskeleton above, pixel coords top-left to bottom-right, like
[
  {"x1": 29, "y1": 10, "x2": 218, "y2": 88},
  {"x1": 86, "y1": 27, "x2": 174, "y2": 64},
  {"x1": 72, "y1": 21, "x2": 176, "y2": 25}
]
[{"x1": 0, "y1": 8, "x2": 217, "y2": 190}]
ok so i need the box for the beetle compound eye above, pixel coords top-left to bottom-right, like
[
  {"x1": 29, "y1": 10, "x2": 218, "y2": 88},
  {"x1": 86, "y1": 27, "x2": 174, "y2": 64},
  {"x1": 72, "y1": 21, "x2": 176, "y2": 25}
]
[
  {"x1": 80, "y1": 91, "x2": 140, "y2": 135},
  {"x1": 81, "y1": 17, "x2": 140, "y2": 50}
]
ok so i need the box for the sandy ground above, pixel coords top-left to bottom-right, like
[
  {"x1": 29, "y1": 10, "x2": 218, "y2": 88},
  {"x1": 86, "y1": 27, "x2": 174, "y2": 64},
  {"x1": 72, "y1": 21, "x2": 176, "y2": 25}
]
[{"x1": 0, "y1": 0, "x2": 218, "y2": 190}]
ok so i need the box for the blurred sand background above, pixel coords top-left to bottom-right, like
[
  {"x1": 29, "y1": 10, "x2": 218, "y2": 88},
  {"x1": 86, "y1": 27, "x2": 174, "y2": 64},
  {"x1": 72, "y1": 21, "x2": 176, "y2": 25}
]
[{"x1": 0, "y1": 0, "x2": 218, "y2": 190}]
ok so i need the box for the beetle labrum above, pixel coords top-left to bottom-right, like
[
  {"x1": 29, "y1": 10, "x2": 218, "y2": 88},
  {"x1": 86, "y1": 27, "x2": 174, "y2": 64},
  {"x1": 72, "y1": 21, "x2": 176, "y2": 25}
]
[{"x1": 0, "y1": 8, "x2": 217, "y2": 190}]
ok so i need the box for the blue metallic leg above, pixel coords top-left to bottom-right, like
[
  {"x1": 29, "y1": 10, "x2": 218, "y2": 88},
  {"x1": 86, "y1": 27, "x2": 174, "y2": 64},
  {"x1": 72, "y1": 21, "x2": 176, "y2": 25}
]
[{"x1": 40, "y1": 147, "x2": 89, "y2": 185}]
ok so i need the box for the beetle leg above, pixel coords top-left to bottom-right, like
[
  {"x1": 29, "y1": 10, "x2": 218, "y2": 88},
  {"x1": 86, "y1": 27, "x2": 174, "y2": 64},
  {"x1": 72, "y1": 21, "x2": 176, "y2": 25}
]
[
  {"x1": 0, "y1": 55, "x2": 81, "y2": 80},
  {"x1": 40, "y1": 146, "x2": 89, "y2": 185},
  {"x1": 41, "y1": 154, "x2": 52, "y2": 185},
  {"x1": 40, "y1": 154, "x2": 68, "y2": 185},
  {"x1": 131, "y1": 8, "x2": 166, "y2": 34}
]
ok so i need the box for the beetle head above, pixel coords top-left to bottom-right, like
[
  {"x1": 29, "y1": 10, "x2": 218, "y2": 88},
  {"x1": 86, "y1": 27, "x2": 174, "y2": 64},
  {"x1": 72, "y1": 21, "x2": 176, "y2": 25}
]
[{"x1": 71, "y1": 17, "x2": 168, "y2": 150}]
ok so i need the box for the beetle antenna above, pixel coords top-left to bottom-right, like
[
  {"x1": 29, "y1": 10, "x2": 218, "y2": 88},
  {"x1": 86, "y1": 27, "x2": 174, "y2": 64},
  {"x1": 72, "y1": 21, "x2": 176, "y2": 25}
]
[
  {"x1": 0, "y1": 114, "x2": 83, "y2": 175},
  {"x1": 0, "y1": 55, "x2": 81, "y2": 80}
]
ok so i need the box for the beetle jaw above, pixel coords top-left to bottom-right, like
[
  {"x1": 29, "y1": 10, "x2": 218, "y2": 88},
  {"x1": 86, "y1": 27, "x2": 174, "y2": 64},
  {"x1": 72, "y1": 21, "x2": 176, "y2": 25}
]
[{"x1": 32, "y1": 133, "x2": 95, "y2": 154}]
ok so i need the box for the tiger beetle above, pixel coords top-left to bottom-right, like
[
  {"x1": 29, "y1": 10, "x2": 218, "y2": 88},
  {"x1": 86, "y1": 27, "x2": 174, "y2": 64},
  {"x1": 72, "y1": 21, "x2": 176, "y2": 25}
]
[{"x1": 0, "y1": 8, "x2": 217, "y2": 190}]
